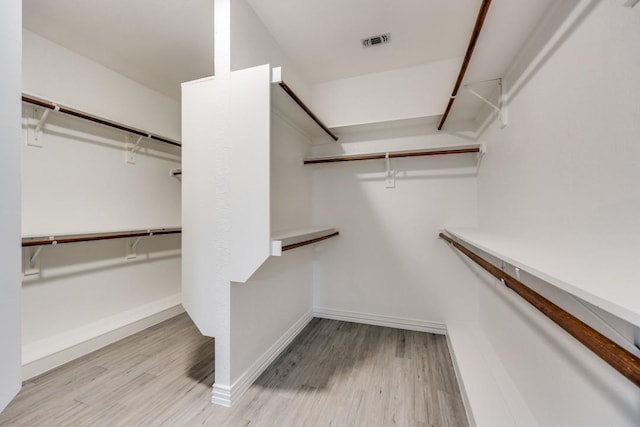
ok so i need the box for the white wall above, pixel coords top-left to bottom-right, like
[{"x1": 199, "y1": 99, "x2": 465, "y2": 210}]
[
  {"x1": 311, "y1": 132, "x2": 479, "y2": 328},
  {"x1": 23, "y1": 31, "x2": 180, "y2": 141},
  {"x1": 21, "y1": 30, "x2": 182, "y2": 379},
  {"x1": 0, "y1": 0, "x2": 22, "y2": 412},
  {"x1": 231, "y1": 114, "x2": 314, "y2": 382},
  {"x1": 309, "y1": 54, "x2": 481, "y2": 330},
  {"x1": 475, "y1": 1, "x2": 640, "y2": 425},
  {"x1": 312, "y1": 59, "x2": 459, "y2": 128},
  {"x1": 231, "y1": 0, "x2": 311, "y2": 103},
  {"x1": 220, "y1": 0, "x2": 315, "y2": 401}
]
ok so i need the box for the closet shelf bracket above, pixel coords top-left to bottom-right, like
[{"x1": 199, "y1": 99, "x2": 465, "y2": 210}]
[
  {"x1": 28, "y1": 105, "x2": 58, "y2": 147},
  {"x1": 125, "y1": 135, "x2": 146, "y2": 164},
  {"x1": 463, "y1": 78, "x2": 508, "y2": 128},
  {"x1": 385, "y1": 152, "x2": 395, "y2": 189},
  {"x1": 24, "y1": 245, "x2": 46, "y2": 276},
  {"x1": 126, "y1": 236, "x2": 144, "y2": 259}
]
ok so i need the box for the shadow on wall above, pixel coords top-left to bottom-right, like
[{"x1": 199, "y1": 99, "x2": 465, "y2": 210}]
[{"x1": 21, "y1": 234, "x2": 181, "y2": 285}]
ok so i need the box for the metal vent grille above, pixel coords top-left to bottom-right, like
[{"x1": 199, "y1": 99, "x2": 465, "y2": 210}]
[{"x1": 362, "y1": 33, "x2": 391, "y2": 48}]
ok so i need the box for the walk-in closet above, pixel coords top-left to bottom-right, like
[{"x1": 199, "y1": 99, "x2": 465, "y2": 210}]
[{"x1": 1, "y1": 1, "x2": 639, "y2": 426}]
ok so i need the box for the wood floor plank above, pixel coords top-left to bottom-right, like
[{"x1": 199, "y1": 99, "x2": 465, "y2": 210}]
[{"x1": 0, "y1": 313, "x2": 468, "y2": 427}]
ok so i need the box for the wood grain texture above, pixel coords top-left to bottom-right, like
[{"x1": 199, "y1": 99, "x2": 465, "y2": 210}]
[
  {"x1": 22, "y1": 94, "x2": 182, "y2": 147},
  {"x1": 437, "y1": 0, "x2": 493, "y2": 130},
  {"x1": 0, "y1": 314, "x2": 468, "y2": 426},
  {"x1": 22, "y1": 228, "x2": 181, "y2": 247},
  {"x1": 303, "y1": 147, "x2": 481, "y2": 164},
  {"x1": 277, "y1": 82, "x2": 338, "y2": 141},
  {"x1": 281, "y1": 231, "x2": 339, "y2": 251},
  {"x1": 440, "y1": 232, "x2": 640, "y2": 388}
]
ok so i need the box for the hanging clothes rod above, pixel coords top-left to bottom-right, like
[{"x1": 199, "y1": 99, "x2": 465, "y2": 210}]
[
  {"x1": 277, "y1": 81, "x2": 339, "y2": 141},
  {"x1": 21, "y1": 94, "x2": 182, "y2": 148},
  {"x1": 282, "y1": 231, "x2": 340, "y2": 251},
  {"x1": 303, "y1": 146, "x2": 481, "y2": 164},
  {"x1": 22, "y1": 227, "x2": 181, "y2": 247},
  {"x1": 439, "y1": 232, "x2": 640, "y2": 388},
  {"x1": 438, "y1": 0, "x2": 493, "y2": 131}
]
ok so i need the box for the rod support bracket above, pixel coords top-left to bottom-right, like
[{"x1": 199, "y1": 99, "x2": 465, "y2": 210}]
[
  {"x1": 125, "y1": 135, "x2": 147, "y2": 164},
  {"x1": 463, "y1": 78, "x2": 508, "y2": 129},
  {"x1": 384, "y1": 152, "x2": 395, "y2": 189},
  {"x1": 23, "y1": 246, "x2": 44, "y2": 276},
  {"x1": 126, "y1": 236, "x2": 144, "y2": 259}
]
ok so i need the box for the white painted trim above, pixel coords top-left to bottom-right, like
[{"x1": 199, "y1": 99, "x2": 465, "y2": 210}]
[
  {"x1": 212, "y1": 311, "x2": 313, "y2": 407},
  {"x1": 22, "y1": 294, "x2": 184, "y2": 380},
  {"x1": 446, "y1": 321, "x2": 538, "y2": 427},
  {"x1": 313, "y1": 307, "x2": 446, "y2": 334}
]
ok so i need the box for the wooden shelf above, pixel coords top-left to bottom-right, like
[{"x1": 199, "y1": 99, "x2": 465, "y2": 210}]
[
  {"x1": 271, "y1": 226, "x2": 339, "y2": 255},
  {"x1": 22, "y1": 94, "x2": 181, "y2": 148},
  {"x1": 445, "y1": 227, "x2": 640, "y2": 327},
  {"x1": 271, "y1": 67, "x2": 338, "y2": 142},
  {"x1": 327, "y1": 115, "x2": 441, "y2": 135},
  {"x1": 22, "y1": 227, "x2": 181, "y2": 247},
  {"x1": 304, "y1": 145, "x2": 482, "y2": 164}
]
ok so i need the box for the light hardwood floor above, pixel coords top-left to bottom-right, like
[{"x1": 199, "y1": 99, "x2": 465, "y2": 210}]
[{"x1": 0, "y1": 314, "x2": 469, "y2": 426}]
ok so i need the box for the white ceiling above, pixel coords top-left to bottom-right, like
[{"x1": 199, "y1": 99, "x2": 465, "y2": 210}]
[
  {"x1": 247, "y1": 0, "x2": 483, "y2": 84},
  {"x1": 248, "y1": 0, "x2": 554, "y2": 122},
  {"x1": 22, "y1": 0, "x2": 214, "y2": 100},
  {"x1": 22, "y1": 0, "x2": 554, "y2": 122}
]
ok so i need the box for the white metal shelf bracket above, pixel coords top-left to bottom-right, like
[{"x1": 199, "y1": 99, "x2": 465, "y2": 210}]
[
  {"x1": 385, "y1": 152, "x2": 395, "y2": 189},
  {"x1": 463, "y1": 78, "x2": 508, "y2": 129},
  {"x1": 24, "y1": 241, "x2": 51, "y2": 276},
  {"x1": 126, "y1": 235, "x2": 144, "y2": 259},
  {"x1": 28, "y1": 105, "x2": 58, "y2": 147},
  {"x1": 125, "y1": 134, "x2": 148, "y2": 164},
  {"x1": 477, "y1": 143, "x2": 487, "y2": 169}
]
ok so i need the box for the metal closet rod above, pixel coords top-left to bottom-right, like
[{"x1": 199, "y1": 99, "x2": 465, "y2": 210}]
[
  {"x1": 22, "y1": 227, "x2": 181, "y2": 247},
  {"x1": 439, "y1": 232, "x2": 640, "y2": 388},
  {"x1": 22, "y1": 94, "x2": 182, "y2": 148},
  {"x1": 438, "y1": 0, "x2": 493, "y2": 131}
]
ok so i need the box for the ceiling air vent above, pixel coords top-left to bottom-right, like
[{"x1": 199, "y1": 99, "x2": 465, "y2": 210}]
[{"x1": 362, "y1": 33, "x2": 391, "y2": 48}]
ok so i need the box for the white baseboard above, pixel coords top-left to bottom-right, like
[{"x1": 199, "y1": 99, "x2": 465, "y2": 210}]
[
  {"x1": 313, "y1": 307, "x2": 446, "y2": 334},
  {"x1": 22, "y1": 294, "x2": 184, "y2": 380},
  {"x1": 212, "y1": 311, "x2": 313, "y2": 407},
  {"x1": 446, "y1": 322, "x2": 538, "y2": 427}
]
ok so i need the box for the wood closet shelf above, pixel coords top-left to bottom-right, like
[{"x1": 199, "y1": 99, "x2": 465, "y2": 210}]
[
  {"x1": 22, "y1": 227, "x2": 181, "y2": 247},
  {"x1": 271, "y1": 67, "x2": 338, "y2": 142},
  {"x1": 440, "y1": 231, "x2": 640, "y2": 388},
  {"x1": 271, "y1": 227, "x2": 339, "y2": 254},
  {"x1": 303, "y1": 145, "x2": 481, "y2": 164},
  {"x1": 22, "y1": 93, "x2": 182, "y2": 148},
  {"x1": 444, "y1": 227, "x2": 640, "y2": 328},
  {"x1": 438, "y1": 0, "x2": 493, "y2": 130}
]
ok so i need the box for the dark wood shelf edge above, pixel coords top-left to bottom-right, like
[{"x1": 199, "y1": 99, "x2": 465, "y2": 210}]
[
  {"x1": 439, "y1": 232, "x2": 640, "y2": 388},
  {"x1": 22, "y1": 228, "x2": 182, "y2": 247},
  {"x1": 281, "y1": 231, "x2": 339, "y2": 252},
  {"x1": 277, "y1": 82, "x2": 339, "y2": 142}
]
